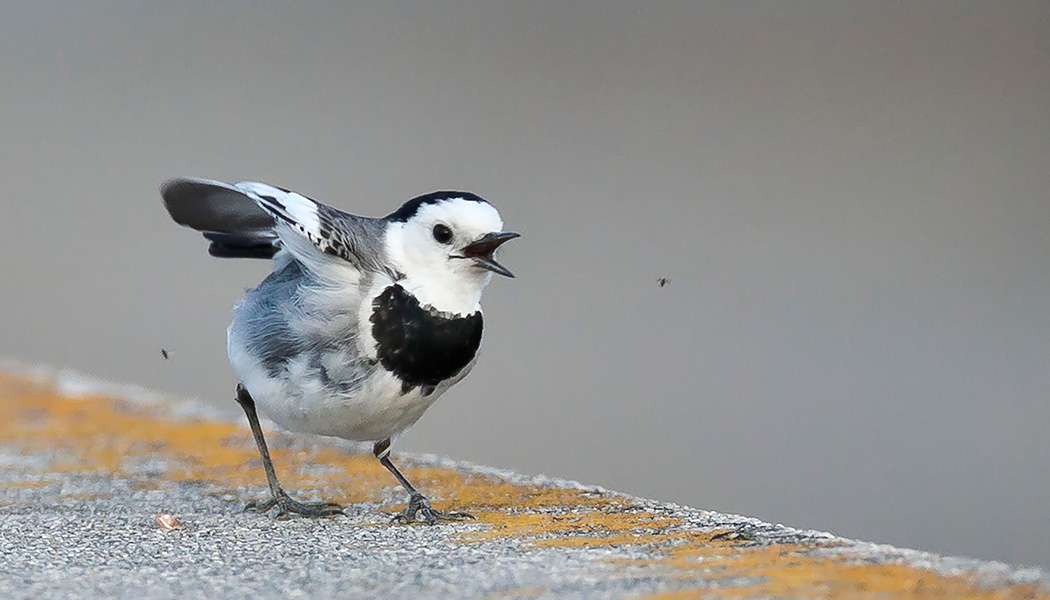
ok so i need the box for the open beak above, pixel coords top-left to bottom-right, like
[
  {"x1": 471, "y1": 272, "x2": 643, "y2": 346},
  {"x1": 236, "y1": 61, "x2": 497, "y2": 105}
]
[{"x1": 456, "y1": 231, "x2": 520, "y2": 278}]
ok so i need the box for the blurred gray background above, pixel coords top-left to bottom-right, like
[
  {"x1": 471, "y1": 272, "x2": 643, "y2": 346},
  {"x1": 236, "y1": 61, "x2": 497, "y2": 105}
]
[{"x1": 1, "y1": 1, "x2": 1048, "y2": 569}]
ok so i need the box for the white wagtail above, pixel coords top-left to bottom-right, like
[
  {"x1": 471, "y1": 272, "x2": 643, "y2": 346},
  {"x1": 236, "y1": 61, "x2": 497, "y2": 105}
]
[{"x1": 161, "y1": 178, "x2": 518, "y2": 524}]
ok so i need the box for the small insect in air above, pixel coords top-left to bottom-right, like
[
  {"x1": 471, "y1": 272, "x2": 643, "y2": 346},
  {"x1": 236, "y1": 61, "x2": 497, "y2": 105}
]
[
  {"x1": 657, "y1": 277, "x2": 671, "y2": 288},
  {"x1": 161, "y1": 349, "x2": 170, "y2": 360}
]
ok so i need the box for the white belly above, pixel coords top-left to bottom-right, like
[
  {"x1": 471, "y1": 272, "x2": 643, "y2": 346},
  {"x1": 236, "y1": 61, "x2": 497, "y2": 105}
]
[{"x1": 228, "y1": 338, "x2": 451, "y2": 442}]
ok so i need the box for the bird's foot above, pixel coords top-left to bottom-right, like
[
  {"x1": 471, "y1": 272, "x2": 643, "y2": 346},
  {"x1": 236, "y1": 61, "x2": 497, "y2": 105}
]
[
  {"x1": 244, "y1": 489, "x2": 344, "y2": 518},
  {"x1": 392, "y1": 493, "x2": 475, "y2": 525}
]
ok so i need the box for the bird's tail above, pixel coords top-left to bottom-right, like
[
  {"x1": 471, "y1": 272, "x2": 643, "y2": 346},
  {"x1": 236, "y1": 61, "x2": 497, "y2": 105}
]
[{"x1": 161, "y1": 178, "x2": 280, "y2": 259}]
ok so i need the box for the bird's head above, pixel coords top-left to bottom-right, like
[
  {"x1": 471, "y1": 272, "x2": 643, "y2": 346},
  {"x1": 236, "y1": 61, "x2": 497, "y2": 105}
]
[{"x1": 383, "y1": 192, "x2": 519, "y2": 315}]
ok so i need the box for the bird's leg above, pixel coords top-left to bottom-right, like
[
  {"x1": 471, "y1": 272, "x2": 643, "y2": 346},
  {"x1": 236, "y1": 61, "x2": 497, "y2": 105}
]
[
  {"x1": 235, "y1": 384, "x2": 343, "y2": 518},
  {"x1": 374, "y1": 438, "x2": 474, "y2": 525}
]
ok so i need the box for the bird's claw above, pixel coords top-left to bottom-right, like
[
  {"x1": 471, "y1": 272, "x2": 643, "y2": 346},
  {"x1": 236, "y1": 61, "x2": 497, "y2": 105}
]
[
  {"x1": 244, "y1": 490, "x2": 344, "y2": 518},
  {"x1": 391, "y1": 494, "x2": 475, "y2": 525}
]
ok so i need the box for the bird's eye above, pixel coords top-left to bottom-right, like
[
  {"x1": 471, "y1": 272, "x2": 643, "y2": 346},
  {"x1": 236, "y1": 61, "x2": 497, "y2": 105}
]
[{"x1": 432, "y1": 224, "x2": 453, "y2": 244}]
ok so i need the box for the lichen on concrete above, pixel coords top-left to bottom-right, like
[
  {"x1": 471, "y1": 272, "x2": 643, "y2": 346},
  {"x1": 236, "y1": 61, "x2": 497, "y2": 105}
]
[{"x1": 0, "y1": 366, "x2": 1046, "y2": 599}]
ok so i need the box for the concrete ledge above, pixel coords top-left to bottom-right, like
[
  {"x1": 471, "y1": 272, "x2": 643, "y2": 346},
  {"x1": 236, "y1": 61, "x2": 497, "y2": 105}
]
[{"x1": 1, "y1": 364, "x2": 1047, "y2": 599}]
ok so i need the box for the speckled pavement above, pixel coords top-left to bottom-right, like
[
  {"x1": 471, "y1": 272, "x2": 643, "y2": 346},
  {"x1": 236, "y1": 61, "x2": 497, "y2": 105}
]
[{"x1": 0, "y1": 364, "x2": 1046, "y2": 599}]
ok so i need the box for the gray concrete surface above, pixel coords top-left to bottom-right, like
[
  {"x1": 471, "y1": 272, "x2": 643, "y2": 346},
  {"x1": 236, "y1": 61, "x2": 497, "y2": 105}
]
[{"x1": 0, "y1": 364, "x2": 1047, "y2": 599}]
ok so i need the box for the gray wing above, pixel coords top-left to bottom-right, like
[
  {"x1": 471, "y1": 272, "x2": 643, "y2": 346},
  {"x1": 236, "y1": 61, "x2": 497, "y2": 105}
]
[
  {"x1": 161, "y1": 177, "x2": 390, "y2": 273},
  {"x1": 233, "y1": 180, "x2": 390, "y2": 275}
]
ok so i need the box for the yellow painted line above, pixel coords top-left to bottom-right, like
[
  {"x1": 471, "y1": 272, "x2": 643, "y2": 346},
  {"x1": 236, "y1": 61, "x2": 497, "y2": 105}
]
[{"x1": 0, "y1": 371, "x2": 1044, "y2": 599}]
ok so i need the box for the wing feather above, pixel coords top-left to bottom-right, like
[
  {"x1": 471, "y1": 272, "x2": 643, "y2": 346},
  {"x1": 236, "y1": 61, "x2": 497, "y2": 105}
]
[
  {"x1": 162, "y1": 177, "x2": 389, "y2": 275},
  {"x1": 232, "y1": 181, "x2": 390, "y2": 275}
]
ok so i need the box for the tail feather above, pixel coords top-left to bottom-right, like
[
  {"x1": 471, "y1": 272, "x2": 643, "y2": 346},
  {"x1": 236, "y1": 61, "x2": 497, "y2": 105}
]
[
  {"x1": 161, "y1": 177, "x2": 279, "y2": 259},
  {"x1": 202, "y1": 232, "x2": 280, "y2": 259}
]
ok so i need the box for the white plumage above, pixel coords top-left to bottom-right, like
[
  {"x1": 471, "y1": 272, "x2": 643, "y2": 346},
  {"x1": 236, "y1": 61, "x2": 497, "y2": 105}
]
[{"x1": 162, "y1": 177, "x2": 518, "y2": 523}]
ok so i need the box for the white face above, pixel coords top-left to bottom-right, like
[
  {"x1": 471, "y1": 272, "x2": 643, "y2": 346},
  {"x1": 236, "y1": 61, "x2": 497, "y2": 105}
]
[{"x1": 384, "y1": 198, "x2": 507, "y2": 315}]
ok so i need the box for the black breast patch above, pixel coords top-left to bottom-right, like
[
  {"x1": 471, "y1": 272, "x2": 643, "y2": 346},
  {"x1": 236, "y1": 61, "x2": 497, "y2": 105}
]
[{"x1": 370, "y1": 284, "x2": 483, "y2": 392}]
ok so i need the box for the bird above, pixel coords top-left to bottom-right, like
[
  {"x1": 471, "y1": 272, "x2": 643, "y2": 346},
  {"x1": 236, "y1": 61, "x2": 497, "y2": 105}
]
[{"x1": 160, "y1": 177, "x2": 518, "y2": 524}]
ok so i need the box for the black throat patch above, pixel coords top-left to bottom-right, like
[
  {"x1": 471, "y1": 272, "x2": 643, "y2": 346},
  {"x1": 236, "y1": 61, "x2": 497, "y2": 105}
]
[{"x1": 370, "y1": 284, "x2": 483, "y2": 392}]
